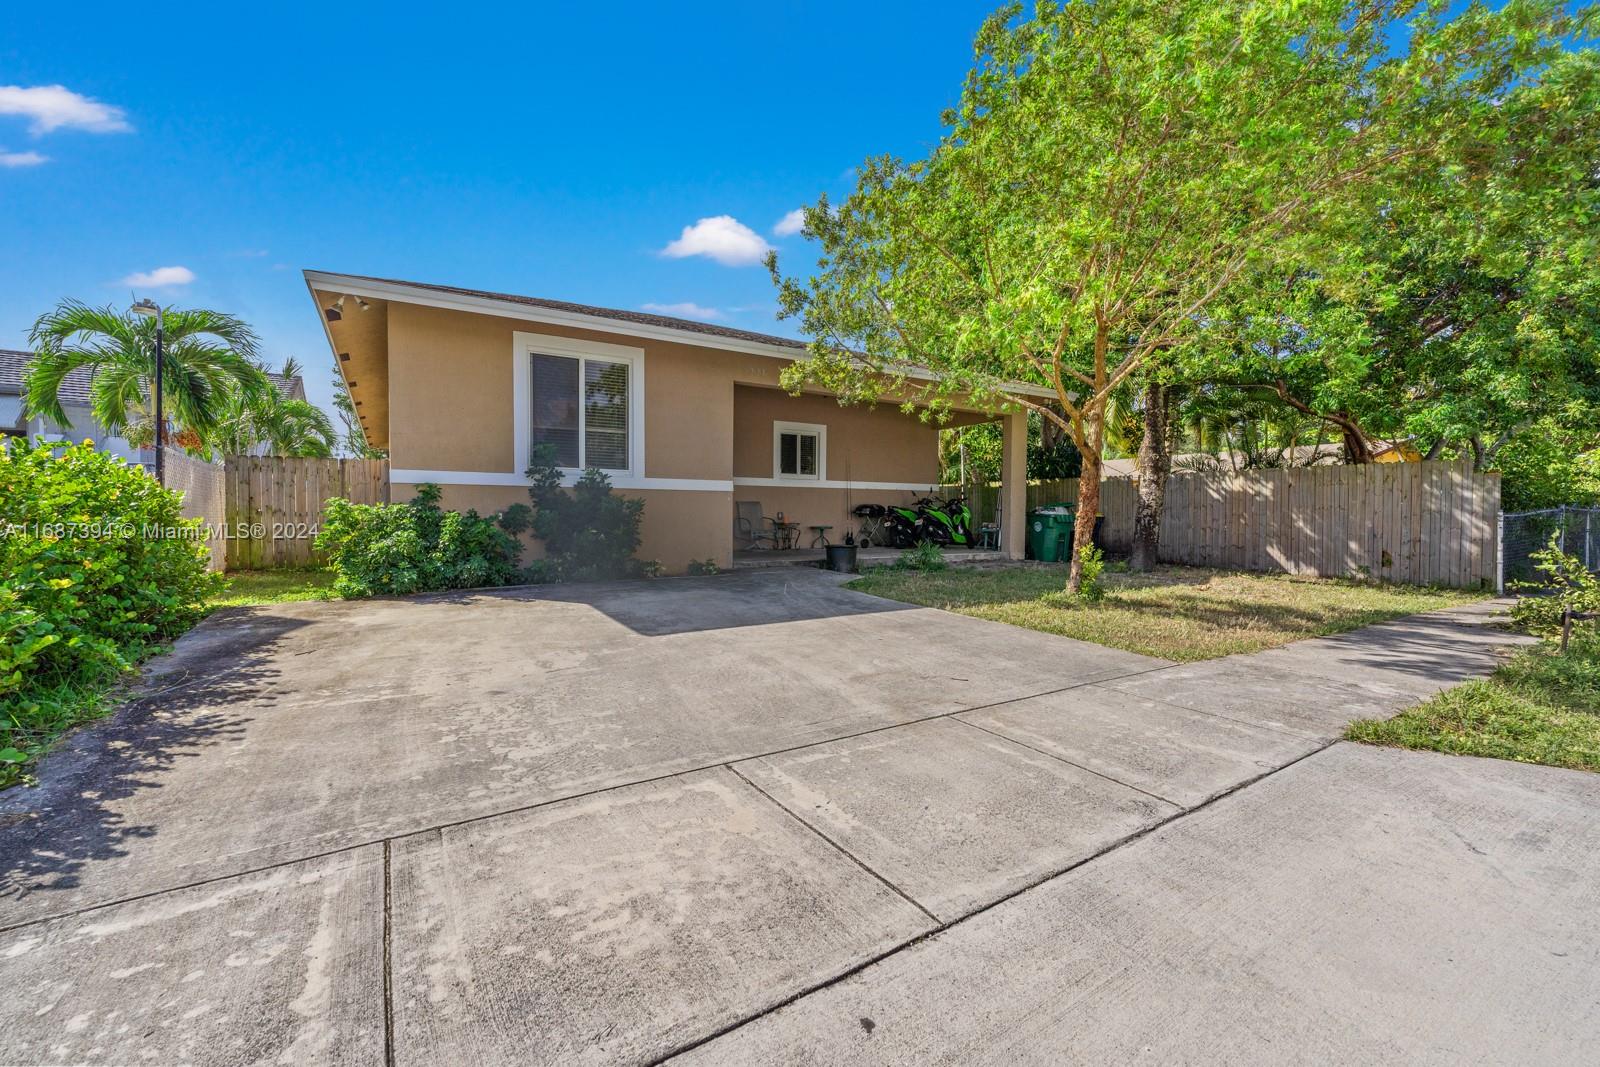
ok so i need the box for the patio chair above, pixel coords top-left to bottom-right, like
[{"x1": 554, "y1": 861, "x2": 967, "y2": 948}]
[{"x1": 735, "y1": 500, "x2": 780, "y2": 550}]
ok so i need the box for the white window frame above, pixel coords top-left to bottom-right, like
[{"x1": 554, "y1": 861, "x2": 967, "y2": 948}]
[
  {"x1": 772, "y1": 420, "x2": 827, "y2": 482},
  {"x1": 512, "y1": 331, "x2": 645, "y2": 480}
]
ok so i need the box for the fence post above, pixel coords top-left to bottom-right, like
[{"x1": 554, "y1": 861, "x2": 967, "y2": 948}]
[
  {"x1": 1495, "y1": 510, "x2": 1505, "y2": 596},
  {"x1": 1586, "y1": 510, "x2": 1592, "y2": 571},
  {"x1": 1558, "y1": 504, "x2": 1567, "y2": 554}
]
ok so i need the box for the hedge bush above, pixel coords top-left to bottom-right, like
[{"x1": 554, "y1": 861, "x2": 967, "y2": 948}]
[
  {"x1": 314, "y1": 483, "x2": 523, "y2": 598},
  {"x1": 1, "y1": 437, "x2": 221, "y2": 784},
  {"x1": 523, "y1": 446, "x2": 646, "y2": 581}
]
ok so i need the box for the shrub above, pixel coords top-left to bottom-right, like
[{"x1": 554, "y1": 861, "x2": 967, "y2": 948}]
[
  {"x1": 685, "y1": 558, "x2": 718, "y2": 576},
  {"x1": 315, "y1": 483, "x2": 523, "y2": 598},
  {"x1": 1, "y1": 437, "x2": 221, "y2": 784},
  {"x1": 896, "y1": 541, "x2": 949, "y2": 572},
  {"x1": 1074, "y1": 544, "x2": 1107, "y2": 603},
  {"x1": 1510, "y1": 535, "x2": 1600, "y2": 640},
  {"x1": 523, "y1": 446, "x2": 645, "y2": 581}
]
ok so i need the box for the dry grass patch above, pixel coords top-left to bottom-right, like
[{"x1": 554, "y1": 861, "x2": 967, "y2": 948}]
[{"x1": 847, "y1": 563, "x2": 1486, "y2": 661}]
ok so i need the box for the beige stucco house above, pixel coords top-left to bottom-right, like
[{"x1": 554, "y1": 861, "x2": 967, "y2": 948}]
[{"x1": 306, "y1": 271, "x2": 1038, "y2": 571}]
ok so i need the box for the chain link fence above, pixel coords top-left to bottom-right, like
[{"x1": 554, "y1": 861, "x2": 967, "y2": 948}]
[{"x1": 1500, "y1": 506, "x2": 1600, "y2": 590}]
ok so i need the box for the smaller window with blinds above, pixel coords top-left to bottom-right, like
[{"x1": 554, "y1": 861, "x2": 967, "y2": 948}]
[{"x1": 773, "y1": 421, "x2": 826, "y2": 481}]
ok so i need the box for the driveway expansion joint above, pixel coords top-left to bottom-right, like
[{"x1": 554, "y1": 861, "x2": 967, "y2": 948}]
[
  {"x1": 644, "y1": 736, "x2": 1344, "y2": 1066},
  {"x1": 383, "y1": 838, "x2": 396, "y2": 1067},
  {"x1": 0, "y1": 669, "x2": 1169, "y2": 936},
  {"x1": 725, "y1": 763, "x2": 942, "y2": 926},
  {"x1": 950, "y1": 715, "x2": 1187, "y2": 810}
]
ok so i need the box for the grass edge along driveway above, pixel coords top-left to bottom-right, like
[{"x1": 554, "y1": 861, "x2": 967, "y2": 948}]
[
  {"x1": 1348, "y1": 633, "x2": 1600, "y2": 773},
  {"x1": 846, "y1": 563, "x2": 1486, "y2": 662}
]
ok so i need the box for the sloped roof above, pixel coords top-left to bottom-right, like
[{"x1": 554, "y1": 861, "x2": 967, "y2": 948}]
[
  {"x1": 0, "y1": 349, "x2": 92, "y2": 403},
  {"x1": 316, "y1": 272, "x2": 811, "y2": 352}
]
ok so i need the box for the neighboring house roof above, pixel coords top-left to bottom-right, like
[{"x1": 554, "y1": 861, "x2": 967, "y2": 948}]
[
  {"x1": 0, "y1": 348, "x2": 93, "y2": 404},
  {"x1": 269, "y1": 373, "x2": 306, "y2": 401},
  {"x1": 0, "y1": 348, "x2": 305, "y2": 406}
]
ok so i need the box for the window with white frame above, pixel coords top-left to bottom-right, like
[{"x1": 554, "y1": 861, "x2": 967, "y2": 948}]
[
  {"x1": 528, "y1": 351, "x2": 632, "y2": 472},
  {"x1": 773, "y1": 421, "x2": 825, "y2": 481}
]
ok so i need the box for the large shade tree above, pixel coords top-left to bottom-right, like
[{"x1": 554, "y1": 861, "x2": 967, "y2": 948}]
[
  {"x1": 1215, "y1": 47, "x2": 1600, "y2": 471},
  {"x1": 770, "y1": 0, "x2": 1588, "y2": 591},
  {"x1": 25, "y1": 300, "x2": 268, "y2": 446}
]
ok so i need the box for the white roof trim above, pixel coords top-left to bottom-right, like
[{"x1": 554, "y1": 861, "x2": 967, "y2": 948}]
[{"x1": 303, "y1": 270, "x2": 1058, "y2": 402}]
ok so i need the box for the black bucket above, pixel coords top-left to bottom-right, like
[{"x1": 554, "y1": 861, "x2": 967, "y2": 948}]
[{"x1": 825, "y1": 544, "x2": 858, "y2": 573}]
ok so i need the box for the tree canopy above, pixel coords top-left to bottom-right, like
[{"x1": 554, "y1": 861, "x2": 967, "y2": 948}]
[
  {"x1": 25, "y1": 300, "x2": 268, "y2": 443},
  {"x1": 771, "y1": 0, "x2": 1592, "y2": 589},
  {"x1": 1210, "y1": 47, "x2": 1600, "y2": 465}
]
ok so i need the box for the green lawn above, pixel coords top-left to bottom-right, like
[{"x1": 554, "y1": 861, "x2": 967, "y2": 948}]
[
  {"x1": 209, "y1": 568, "x2": 339, "y2": 607},
  {"x1": 1347, "y1": 634, "x2": 1600, "y2": 773},
  {"x1": 846, "y1": 562, "x2": 1485, "y2": 661},
  {"x1": 0, "y1": 673, "x2": 121, "y2": 790}
]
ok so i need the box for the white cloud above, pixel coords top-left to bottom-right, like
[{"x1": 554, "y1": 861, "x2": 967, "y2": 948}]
[
  {"x1": 773, "y1": 209, "x2": 806, "y2": 237},
  {"x1": 641, "y1": 302, "x2": 724, "y2": 321},
  {"x1": 660, "y1": 215, "x2": 771, "y2": 267},
  {"x1": 121, "y1": 265, "x2": 196, "y2": 288},
  {"x1": 0, "y1": 85, "x2": 131, "y2": 135},
  {"x1": 0, "y1": 149, "x2": 47, "y2": 167}
]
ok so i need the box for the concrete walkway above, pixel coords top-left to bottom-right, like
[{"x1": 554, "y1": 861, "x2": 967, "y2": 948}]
[{"x1": 2, "y1": 572, "x2": 1594, "y2": 1065}]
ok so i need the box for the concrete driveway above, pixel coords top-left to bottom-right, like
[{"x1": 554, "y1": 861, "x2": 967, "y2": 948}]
[{"x1": 2, "y1": 569, "x2": 1595, "y2": 1065}]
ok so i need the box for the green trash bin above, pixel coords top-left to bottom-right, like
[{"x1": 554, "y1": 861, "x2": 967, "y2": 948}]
[{"x1": 1027, "y1": 505, "x2": 1074, "y2": 562}]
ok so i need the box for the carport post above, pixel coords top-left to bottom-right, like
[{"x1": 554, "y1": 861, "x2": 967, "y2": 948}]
[{"x1": 1000, "y1": 410, "x2": 1028, "y2": 560}]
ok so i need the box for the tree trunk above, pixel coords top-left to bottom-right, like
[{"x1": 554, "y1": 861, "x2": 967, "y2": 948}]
[
  {"x1": 1340, "y1": 423, "x2": 1374, "y2": 464},
  {"x1": 1067, "y1": 439, "x2": 1103, "y2": 592},
  {"x1": 1129, "y1": 380, "x2": 1171, "y2": 572}
]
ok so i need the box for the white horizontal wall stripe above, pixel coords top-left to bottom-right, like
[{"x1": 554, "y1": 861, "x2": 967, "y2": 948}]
[
  {"x1": 391, "y1": 471, "x2": 939, "y2": 493},
  {"x1": 731, "y1": 477, "x2": 939, "y2": 492},
  {"x1": 391, "y1": 469, "x2": 733, "y2": 492}
]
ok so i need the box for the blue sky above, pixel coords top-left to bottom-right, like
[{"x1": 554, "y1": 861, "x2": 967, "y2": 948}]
[{"x1": 1, "y1": 1, "x2": 999, "y2": 417}]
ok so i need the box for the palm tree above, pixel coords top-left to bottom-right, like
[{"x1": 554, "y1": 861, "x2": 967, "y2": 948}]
[
  {"x1": 209, "y1": 358, "x2": 337, "y2": 457},
  {"x1": 25, "y1": 299, "x2": 269, "y2": 443}
]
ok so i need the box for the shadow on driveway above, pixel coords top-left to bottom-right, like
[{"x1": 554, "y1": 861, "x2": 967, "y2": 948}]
[
  {"x1": 0, "y1": 611, "x2": 308, "y2": 914},
  {"x1": 415, "y1": 569, "x2": 917, "y2": 638}
]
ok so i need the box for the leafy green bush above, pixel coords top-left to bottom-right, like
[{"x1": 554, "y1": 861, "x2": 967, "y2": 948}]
[
  {"x1": 1, "y1": 437, "x2": 221, "y2": 784},
  {"x1": 315, "y1": 483, "x2": 523, "y2": 597},
  {"x1": 895, "y1": 541, "x2": 949, "y2": 572},
  {"x1": 1511, "y1": 535, "x2": 1600, "y2": 639},
  {"x1": 1074, "y1": 544, "x2": 1107, "y2": 603},
  {"x1": 523, "y1": 446, "x2": 645, "y2": 581}
]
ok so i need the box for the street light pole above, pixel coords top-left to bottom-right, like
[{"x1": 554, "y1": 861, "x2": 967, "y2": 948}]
[{"x1": 130, "y1": 299, "x2": 165, "y2": 486}]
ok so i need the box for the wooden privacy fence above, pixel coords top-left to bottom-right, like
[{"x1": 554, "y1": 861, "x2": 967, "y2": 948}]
[
  {"x1": 947, "y1": 459, "x2": 1499, "y2": 589},
  {"x1": 163, "y1": 450, "x2": 227, "y2": 571},
  {"x1": 224, "y1": 457, "x2": 389, "y2": 569}
]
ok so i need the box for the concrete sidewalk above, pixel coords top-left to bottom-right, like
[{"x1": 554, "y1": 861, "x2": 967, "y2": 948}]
[
  {"x1": 676, "y1": 744, "x2": 1600, "y2": 1066},
  {"x1": 4, "y1": 575, "x2": 1583, "y2": 1066}
]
